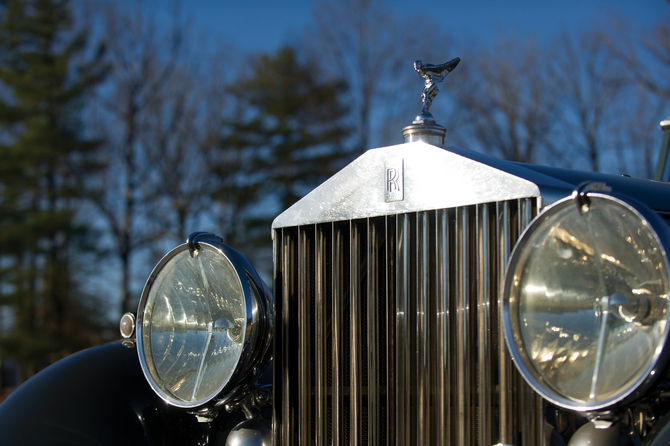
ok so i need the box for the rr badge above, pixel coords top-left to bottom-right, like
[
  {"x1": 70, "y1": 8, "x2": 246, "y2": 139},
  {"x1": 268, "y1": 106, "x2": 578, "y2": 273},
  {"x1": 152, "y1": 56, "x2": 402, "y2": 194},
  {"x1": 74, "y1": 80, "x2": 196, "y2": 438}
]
[{"x1": 385, "y1": 157, "x2": 404, "y2": 202}]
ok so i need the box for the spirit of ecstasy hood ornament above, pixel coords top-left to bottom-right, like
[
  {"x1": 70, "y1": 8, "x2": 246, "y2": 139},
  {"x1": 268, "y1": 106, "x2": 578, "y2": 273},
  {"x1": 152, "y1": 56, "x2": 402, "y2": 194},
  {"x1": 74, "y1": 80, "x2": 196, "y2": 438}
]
[
  {"x1": 414, "y1": 57, "x2": 460, "y2": 123},
  {"x1": 402, "y1": 57, "x2": 460, "y2": 146}
]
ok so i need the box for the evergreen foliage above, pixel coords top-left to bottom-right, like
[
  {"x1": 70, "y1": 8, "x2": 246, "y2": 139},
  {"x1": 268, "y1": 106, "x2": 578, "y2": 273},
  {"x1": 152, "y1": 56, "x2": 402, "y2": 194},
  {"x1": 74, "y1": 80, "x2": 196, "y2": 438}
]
[
  {"x1": 0, "y1": 0, "x2": 107, "y2": 378},
  {"x1": 214, "y1": 46, "x2": 351, "y2": 271}
]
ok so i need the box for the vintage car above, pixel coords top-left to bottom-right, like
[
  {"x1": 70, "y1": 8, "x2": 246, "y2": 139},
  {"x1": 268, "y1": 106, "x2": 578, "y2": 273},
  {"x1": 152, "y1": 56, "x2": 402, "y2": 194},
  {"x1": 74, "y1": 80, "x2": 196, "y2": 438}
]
[{"x1": 2, "y1": 58, "x2": 670, "y2": 446}]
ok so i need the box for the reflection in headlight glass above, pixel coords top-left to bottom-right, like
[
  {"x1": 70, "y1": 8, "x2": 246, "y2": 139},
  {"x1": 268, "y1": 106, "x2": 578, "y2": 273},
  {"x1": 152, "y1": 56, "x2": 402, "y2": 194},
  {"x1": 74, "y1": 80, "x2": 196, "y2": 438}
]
[
  {"x1": 142, "y1": 248, "x2": 246, "y2": 404},
  {"x1": 514, "y1": 197, "x2": 668, "y2": 405}
]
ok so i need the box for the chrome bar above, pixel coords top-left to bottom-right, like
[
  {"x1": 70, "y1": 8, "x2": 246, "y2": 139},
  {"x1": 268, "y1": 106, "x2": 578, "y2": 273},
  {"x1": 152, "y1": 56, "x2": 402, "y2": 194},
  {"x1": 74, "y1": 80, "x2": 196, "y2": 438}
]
[
  {"x1": 299, "y1": 229, "x2": 311, "y2": 445},
  {"x1": 351, "y1": 222, "x2": 362, "y2": 446},
  {"x1": 537, "y1": 393, "x2": 546, "y2": 446},
  {"x1": 497, "y1": 201, "x2": 514, "y2": 444},
  {"x1": 316, "y1": 226, "x2": 327, "y2": 446},
  {"x1": 416, "y1": 212, "x2": 430, "y2": 446},
  {"x1": 395, "y1": 214, "x2": 410, "y2": 446},
  {"x1": 533, "y1": 199, "x2": 546, "y2": 446},
  {"x1": 520, "y1": 198, "x2": 533, "y2": 234},
  {"x1": 368, "y1": 219, "x2": 379, "y2": 446},
  {"x1": 281, "y1": 230, "x2": 294, "y2": 446},
  {"x1": 518, "y1": 199, "x2": 532, "y2": 446},
  {"x1": 518, "y1": 198, "x2": 543, "y2": 446},
  {"x1": 385, "y1": 215, "x2": 396, "y2": 446},
  {"x1": 456, "y1": 207, "x2": 470, "y2": 446},
  {"x1": 333, "y1": 224, "x2": 343, "y2": 446},
  {"x1": 435, "y1": 209, "x2": 451, "y2": 444},
  {"x1": 477, "y1": 204, "x2": 492, "y2": 446},
  {"x1": 520, "y1": 375, "x2": 535, "y2": 446}
]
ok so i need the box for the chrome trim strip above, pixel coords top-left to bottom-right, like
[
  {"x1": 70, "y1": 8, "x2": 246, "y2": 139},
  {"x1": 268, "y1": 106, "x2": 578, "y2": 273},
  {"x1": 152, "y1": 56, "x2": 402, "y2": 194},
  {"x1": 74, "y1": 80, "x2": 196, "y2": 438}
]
[
  {"x1": 316, "y1": 226, "x2": 327, "y2": 446},
  {"x1": 351, "y1": 221, "x2": 362, "y2": 446},
  {"x1": 521, "y1": 198, "x2": 532, "y2": 233},
  {"x1": 518, "y1": 198, "x2": 544, "y2": 446},
  {"x1": 497, "y1": 202, "x2": 514, "y2": 443},
  {"x1": 456, "y1": 207, "x2": 471, "y2": 446},
  {"x1": 517, "y1": 200, "x2": 529, "y2": 446},
  {"x1": 299, "y1": 228, "x2": 310, "y2": 444},
  {"x1": 417, "y1": 212, "x2": 430, "y2": 445},
  {"x1": 281, "y1": 229, "x2": 293, "y2": 446},
  {"x1": 537, "y1": 393, "x2": 546, "y2": 446},
  {"x1": 333, "y1": 224, "x2": 343, "y2": 446},
  {"x1": 395, "y1": 214, "x2": 410, "y2": 446},
  {"x1": 368, "y1": 219, "x2": 379, "y2": 446},
  {"x1": 478, "y1": 204, "x2": 492, "y2": 446},
  {"x1": 435, "y1": 209, "x2": 451, "y2": 444},
  {"x1": 386, "y1": 215, "x2": 396, "y2": 446}
]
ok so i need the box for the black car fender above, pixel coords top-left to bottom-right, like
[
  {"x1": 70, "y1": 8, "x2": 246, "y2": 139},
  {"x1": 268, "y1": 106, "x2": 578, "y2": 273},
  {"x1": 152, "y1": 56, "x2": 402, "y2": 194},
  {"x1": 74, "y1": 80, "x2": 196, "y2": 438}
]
[
  {"x1": 0, "y1": 341, "x2": 246, "y2": 446},
  {"x1": 642, "y1": 412, "x2": 670, "y2": 446}
]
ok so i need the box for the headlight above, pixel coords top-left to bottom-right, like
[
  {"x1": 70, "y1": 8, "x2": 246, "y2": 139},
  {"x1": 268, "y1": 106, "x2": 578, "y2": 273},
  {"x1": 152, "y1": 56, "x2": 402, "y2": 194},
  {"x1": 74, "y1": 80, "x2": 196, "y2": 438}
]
[
  {"x1": 503, "y1": 192, "x2": 670, "y2": 411},
  {"x1": 136, "y1": 233, "x2": 273, "y2": 409}
]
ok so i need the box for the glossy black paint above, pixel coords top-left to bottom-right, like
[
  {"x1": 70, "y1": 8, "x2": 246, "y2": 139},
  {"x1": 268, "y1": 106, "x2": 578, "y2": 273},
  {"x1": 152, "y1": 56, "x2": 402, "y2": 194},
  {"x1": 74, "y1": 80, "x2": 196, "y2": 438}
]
[
  {"x1": 642, "y1": 412, "x2": 670, "y2": 445},
  {"x1": 519, "y1": 163, "x2": 670, "y2": 213},
  {"x1": 0, "y1": 341, "x2": 247, "y2": 446}
]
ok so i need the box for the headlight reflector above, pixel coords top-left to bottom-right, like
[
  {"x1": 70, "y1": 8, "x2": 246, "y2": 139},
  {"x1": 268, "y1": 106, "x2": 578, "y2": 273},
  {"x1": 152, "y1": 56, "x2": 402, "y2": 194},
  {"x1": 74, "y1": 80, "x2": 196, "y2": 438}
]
[
  {"x1": 136, "y1": 234, "x2": 272, "y2": 408},
  {"x1": 503, "y1": 193, "x2": 670, "y2": 411}
]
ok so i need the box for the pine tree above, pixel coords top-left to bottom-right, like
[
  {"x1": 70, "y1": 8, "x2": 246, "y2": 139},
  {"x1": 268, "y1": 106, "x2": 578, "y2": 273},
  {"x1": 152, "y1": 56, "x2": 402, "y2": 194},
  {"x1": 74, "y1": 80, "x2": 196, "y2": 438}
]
[
  {"x1": 0, "y1": 0, "x2": 107, "y2": 380},
  {"x1": 213, "y1": 47, "x2": 351, "y2": 273}
]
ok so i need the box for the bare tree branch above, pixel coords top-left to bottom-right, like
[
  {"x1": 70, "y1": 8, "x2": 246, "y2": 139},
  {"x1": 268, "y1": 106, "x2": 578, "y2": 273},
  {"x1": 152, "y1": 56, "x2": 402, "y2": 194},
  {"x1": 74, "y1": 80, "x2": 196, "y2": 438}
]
[
  {"x1": 299, "y1": 0, "x2": 450, "y2": 151},
  {"x1": 551, "y1": 30, "x2": 627, "y2": 172},
  {"x1": 88, "y1": 1, "x2": 227, "y2": 313},
  {"x1": 451, "y1": 38, "x2": 560, "y2": 165}
]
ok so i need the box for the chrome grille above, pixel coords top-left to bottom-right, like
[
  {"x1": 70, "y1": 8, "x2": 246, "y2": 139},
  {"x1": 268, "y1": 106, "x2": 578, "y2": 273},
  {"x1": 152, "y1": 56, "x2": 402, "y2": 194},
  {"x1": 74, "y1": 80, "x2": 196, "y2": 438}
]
[{"x1": 273, "y1": 198, "x2": 544, "y2": 446}]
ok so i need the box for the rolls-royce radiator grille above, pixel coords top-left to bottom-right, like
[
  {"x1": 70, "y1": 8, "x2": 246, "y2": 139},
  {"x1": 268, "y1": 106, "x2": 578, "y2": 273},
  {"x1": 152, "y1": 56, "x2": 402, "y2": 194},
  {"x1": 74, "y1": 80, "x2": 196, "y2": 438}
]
[{"x1": 273, "y1": 198, "x2": 544, "y2": 446}]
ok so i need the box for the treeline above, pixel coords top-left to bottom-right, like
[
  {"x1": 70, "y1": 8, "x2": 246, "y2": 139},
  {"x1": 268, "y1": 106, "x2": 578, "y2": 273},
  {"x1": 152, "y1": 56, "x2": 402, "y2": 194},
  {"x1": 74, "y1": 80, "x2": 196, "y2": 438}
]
[{"x1": 0, "y1": 0, "x2": 668, "y2": 384}]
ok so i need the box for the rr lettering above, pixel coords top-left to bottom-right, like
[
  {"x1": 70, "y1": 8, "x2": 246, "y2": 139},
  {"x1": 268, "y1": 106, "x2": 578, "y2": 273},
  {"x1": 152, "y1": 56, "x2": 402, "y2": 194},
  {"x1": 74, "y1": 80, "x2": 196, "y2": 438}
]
[{"x1": 387, "y1": 168, "x2": 399, "y2": 192}]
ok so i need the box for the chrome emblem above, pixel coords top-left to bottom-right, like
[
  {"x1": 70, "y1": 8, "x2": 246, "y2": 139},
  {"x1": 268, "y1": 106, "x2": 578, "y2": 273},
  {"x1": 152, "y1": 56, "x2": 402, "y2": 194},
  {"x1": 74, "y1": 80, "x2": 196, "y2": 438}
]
[{"x1": 385, "y1": 157, "x2": 404, "y2": 202}]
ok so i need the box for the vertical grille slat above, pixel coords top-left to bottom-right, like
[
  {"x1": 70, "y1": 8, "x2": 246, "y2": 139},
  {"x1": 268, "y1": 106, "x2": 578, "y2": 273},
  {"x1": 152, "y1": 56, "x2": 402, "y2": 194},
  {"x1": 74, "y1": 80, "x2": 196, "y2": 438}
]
[
  {"x1": 385, "y1": 215, "x2": 396, "y2": 446},
  {"x1": 351, "y1": 221, "x2": 363, "y2": 446},
  {"x1": 477, "y1": 204, "x2": 492, "y2": 446},
  {"x1": 316, "y1": 225, "x2": 328, "y2": 446},
  {"x1": 497, "y1": 201, "x2": 514, "y2": 444},
  {"x1": 455, "y1": 207, "x2": 471, "y2": 446},
  {"x1": 367, "y1": 219, "x2": 379, "y2": 446},
  {"x1": 395, "y1": 214, "x2": 411, "y2": 446},
  {"x1": 517, "y1": 199, "x2": 546, "y2": 446},
  {"x1": 279, "y1": 228, "x2": 299, "y2": 446},
  {"x1": 416, "y1": 212, "x2": 430, "y2": 446},
  {"x1": 333, "y1": 223, "x2": 344, "y2": 446},
  {"x1": 435, "y1": 209, "x2": 451, "y2": 444},
  {"x1": 274, "y1": 198, "x2": 541, "y2": 446},
  {"x1": 298, "y1": 227, "x2": 312, "y2": 445}
]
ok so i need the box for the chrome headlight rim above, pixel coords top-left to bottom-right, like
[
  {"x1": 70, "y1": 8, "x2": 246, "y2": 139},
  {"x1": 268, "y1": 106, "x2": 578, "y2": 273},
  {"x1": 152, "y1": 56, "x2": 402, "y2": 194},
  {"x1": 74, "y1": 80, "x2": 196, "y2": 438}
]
[
  {"x1": 136, "y1": 233, "x2": 272, "y2": 409},
  {"x1": 503, "y1": 192, "x2": 670, "y2": 412}
]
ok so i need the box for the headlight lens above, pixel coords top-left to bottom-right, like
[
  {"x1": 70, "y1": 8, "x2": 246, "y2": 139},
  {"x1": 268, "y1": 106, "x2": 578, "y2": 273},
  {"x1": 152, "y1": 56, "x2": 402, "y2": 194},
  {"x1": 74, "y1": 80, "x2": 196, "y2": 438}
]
[
  {"x1": 136, "y1": 234, "x2": 272, "y2": 408},
  {"x1": 503, "y1": 193, "x2": 670, "y2": 411}
]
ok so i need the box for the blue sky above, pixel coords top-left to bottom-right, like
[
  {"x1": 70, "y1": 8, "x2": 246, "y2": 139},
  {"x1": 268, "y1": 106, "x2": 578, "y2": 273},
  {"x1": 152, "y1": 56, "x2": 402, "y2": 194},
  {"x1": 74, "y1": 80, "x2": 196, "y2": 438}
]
[{"x1": 179, "y1": 0, "x2": 668, "y2": 54}]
